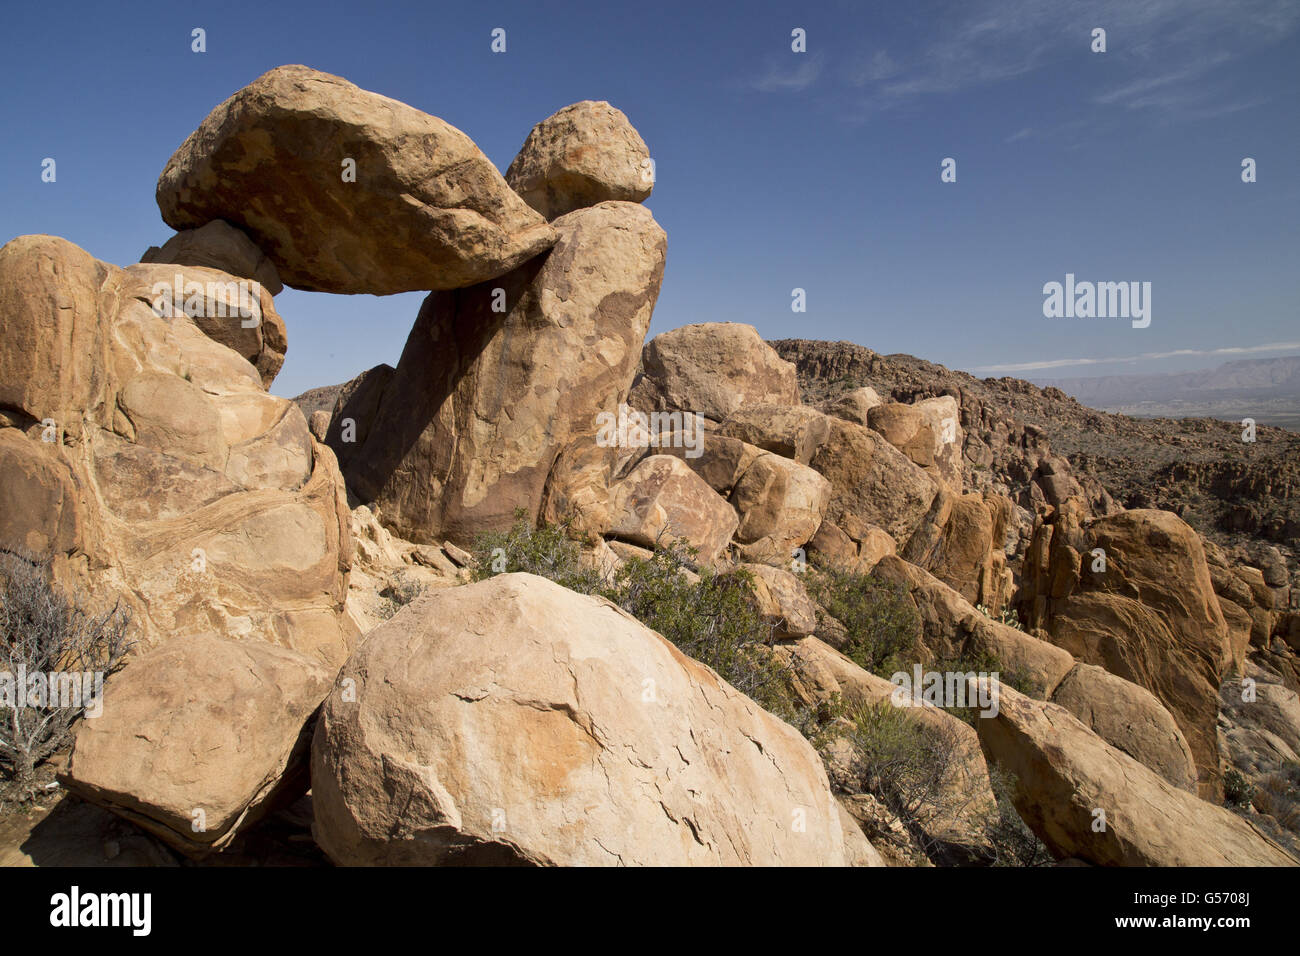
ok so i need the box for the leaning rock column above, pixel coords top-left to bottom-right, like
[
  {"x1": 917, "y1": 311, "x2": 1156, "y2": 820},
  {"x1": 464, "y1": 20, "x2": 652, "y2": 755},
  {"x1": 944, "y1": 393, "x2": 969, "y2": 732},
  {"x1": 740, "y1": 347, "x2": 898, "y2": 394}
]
[{"x1": 341, "y1": 200, "x2": 666, "y2": 545}]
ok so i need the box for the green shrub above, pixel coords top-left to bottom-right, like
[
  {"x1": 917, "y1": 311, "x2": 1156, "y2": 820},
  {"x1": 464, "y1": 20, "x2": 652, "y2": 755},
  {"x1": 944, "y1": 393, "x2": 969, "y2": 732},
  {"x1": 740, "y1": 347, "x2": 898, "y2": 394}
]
[
  {"x1": 803, "y1": 564, "x2": 919, "y2": 678},
  {"x1": 927, "y1": 649, "x2": 1040, "y2": 725},
  {"x1": 1224, "y1": 767, "x2": 1256, "y2": 808},
  {"x1": 471, "y1": 509, "x2": 606, "y2": 595}
]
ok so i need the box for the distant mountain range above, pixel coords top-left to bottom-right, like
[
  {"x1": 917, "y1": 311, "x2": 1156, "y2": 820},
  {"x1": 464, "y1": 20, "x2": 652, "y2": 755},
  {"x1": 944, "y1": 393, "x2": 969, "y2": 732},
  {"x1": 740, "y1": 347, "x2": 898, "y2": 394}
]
[{"x1": 1033, "y1": 355, "x2": 1300, "y2": 429}]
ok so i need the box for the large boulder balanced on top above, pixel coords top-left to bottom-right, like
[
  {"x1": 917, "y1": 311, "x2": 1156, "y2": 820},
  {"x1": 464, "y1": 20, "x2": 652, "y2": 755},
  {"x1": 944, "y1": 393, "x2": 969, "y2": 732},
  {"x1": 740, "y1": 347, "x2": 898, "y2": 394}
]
[
  {"x1": 0, "y1": 234, "x2": 354, "y2": 669},
  {"x1": 506, "y1": 100, "x2": 653, "y2": 219},
  {"x1": 156, "y1": 65, "x2": 556, "y2": 294},
  {"x1": 312, "y1": 573, "x2": 852, "y2": 866},
  {"x1": 1019, "y1": 507, "x2": 1230, "y2": 798},
  {"x1": 629, "y1": 323, "x2": 800, "y2": 423},
  {"x1": 337, "y1": 201, "x2": 665, "y2": 545},
  {"x1": 61, "y1": 634, "x2": 331, "y2": 858},
  {"x1": 972, "y1": 680, "x2": 1295, "y2": 866}
]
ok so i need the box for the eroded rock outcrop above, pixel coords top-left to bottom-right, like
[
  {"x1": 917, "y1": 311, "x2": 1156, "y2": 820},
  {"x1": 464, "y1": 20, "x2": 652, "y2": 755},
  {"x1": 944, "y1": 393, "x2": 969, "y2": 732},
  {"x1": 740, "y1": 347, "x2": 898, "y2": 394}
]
[
  {"x1": 0, "y1": 234, "x2": 354, "y2": 668},
  {"x1": 1020, "y1": 507, "x2": 1229, "y2": 797},
  {"x1": 629, "y1": 323, "x2": 800, "y2": 423}
]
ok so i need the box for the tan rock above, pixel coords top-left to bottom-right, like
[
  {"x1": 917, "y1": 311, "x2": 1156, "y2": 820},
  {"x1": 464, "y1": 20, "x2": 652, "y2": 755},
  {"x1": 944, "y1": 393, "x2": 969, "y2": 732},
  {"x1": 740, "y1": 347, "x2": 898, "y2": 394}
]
[
  {"x1": 629, "y1": 323, "x2": 800, "y2": 423},
  {"x1": 505, "y1": 101, "x2": 652, "y2": 220},
  {"x1": 61, "y1": 633, "x2": 331, "y2": 857},
  {"x1": 343, "y1": 201, "x2": 665, "y2": 544},
  {"x1": 1050, "y1": 663, "x2": 1198, "y2": 791},
  {"x1": 972, "y1": 680, "x2": 1296, "y2": 866},
  {"x1": 822, "y1": 386, "x2": 883, "y2": 425},
  {"x1": 608, "y1": 455, "x2": 737, "y2": 564},
  {"x1": 1020, "y1": 508, "x2": 1230, "y2": 797},
  {"x1": 141, "y1": 219, "x2": 283, "y2": 295},
  {"x1": 809, "y1": 419, "x2": 941, "y2": 550},
  {"x1": 0, "y1": 235, "x2": 354, "y2": 667},
  {"x1": 731, "y1": 453, "x2": 831, "y2": 565},
  {"x1": 312, "y1": 573, "x2": 851, "y2": 865},
  {"x1": 740, "y1": 563, "x2": 817, "y2": 638},
  {"x1": 718, "y1": 404, "x2": 831, "y2": 465},
  {"x1": 156, "y1": 65, "x2": 555, "y2": 294}
]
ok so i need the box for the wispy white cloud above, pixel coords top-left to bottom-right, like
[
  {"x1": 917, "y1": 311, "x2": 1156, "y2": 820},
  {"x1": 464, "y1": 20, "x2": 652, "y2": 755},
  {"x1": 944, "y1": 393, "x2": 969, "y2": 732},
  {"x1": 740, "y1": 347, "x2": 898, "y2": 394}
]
[
  {"x1": 972, "y1": 341, "x2": 1300, "y2": 374},
  {"x1": 837, "y1": 0, "x2": 1298, "y2": 122},
  {"x1": 749, "y1": 52, "x2": 826, "y2": 93}
]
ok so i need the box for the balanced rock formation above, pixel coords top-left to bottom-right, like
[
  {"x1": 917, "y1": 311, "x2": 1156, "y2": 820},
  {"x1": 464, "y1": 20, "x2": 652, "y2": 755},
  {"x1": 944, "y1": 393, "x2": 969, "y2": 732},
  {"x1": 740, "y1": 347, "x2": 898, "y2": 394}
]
[
  {"x1": 312, "y1": 573, "x2": 852, "y2": 866},
  {"x1": 156, "y1": 65, "x2": 555, "y2": 294},
  {"x1": 506, "y1": 100, "x2": 653, "y2": 219},
  {"x1": 629, "y1": 323, "x2": 800, "y2": 423},
  {"x1": 337, "y1": 201, "x2": 665, "y2": 544},
  {"x1": 61, "y1": 634, "x2": 330, "y2": 857},
  {"x1": 973, "y1": 681, "x2": 1295, "y2": 866},
  {"x1": 0, "y1": 234, "x2": 354, "y2": 668}
]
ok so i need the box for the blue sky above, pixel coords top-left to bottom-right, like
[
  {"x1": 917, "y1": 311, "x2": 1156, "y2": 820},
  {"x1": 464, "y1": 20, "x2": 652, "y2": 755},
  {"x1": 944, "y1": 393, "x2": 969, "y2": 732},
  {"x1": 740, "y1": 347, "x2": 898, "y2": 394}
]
[{"x1": 2, "y1": 0, "x2": 1297, "y2": 397}]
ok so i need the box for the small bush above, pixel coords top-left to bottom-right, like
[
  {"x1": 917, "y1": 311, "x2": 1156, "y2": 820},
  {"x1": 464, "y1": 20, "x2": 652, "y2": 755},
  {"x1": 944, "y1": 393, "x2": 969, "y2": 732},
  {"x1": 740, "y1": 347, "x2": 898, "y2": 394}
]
[
  {"x1": 841, "y1": 701, "x2": 974, "y2": 847},
  {"x1": 929, "y1": 650, "x2": 1040, "y2": 725},
  {"x1": 1224, "y1": 767, "x2": 1256, "y2": 809},
  {"x1": 976, "y1": 602, "x2": 1025, "y2": 632},
  {"x1": 0, "y1": 552, "x2": 132, "y2": 800},
  {"x1": 804, "y1": 564, "x2": 920, "y2": 678},
  {"x1": 1251, "y1": 762, "x2": 1300, "y2": 834},
  {"x1": 471, "y1": 509, "x2": 606, "y2": 595}
]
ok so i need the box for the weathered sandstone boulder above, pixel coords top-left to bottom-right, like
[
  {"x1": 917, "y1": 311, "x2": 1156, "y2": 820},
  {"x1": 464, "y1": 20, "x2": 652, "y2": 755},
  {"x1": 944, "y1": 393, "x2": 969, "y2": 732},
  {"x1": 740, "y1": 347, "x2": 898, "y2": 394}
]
[
  {"x1": 122, "y1": 262, "x2": 287, "y2": 387},
  {"x1": 1020, "y1": 507, "x2": 1229, "y2": 797},
  {"x1": 1050, "y1": 664, "x2": 1198, "y2": 792},
  {"x1": 718, "y1": 404, "x2": 831, "y2": 466},
  {"x1": 729, "y1": 452, "x2": 831, "y2": 565},
  {"x1": 312, "y1": 573, "x2": 851, "y2": 865},
  {"x1": 739, "y1": 563, "x2": 817, "y2": 638},
  {"x1": 156, "y1": 65, "x2": 555, "y2": 294},
  {"x1": 867, "y1": 396, "x2": 962, "y2": 493},
  {"x1": 821, "y1": 386, "x2": 883, "y2": 425},
  {"x1": 141, "y1": 219, "x2": 283, "y2": 295},
  {"x1": 338, "y1": 201, "x2": 665, "y2": 544},
  {"x1": 0, "y1": 234, "x2": 354, "y2": 667},
  {"x1": 972, "y1": 680, "x2": 1296, "y2": 866},
  {"x1": 61, "y1": 634, "x2": 331, "y2": 857},
  {"x1": 629, "y1": 323, "x2": 800, "y2": 423},
  {"x1": 505, "y1": 100, "x2": 652, "y2": 219},
  {"x1": 607, "y1": 455, "x2": 737, "y2": 563},
  {"x1": 807, "y1": 519, "x2": 896, "y2": 573},
  {"x1": 809, "y1": 419, "x2": 941, "y2": 550}
]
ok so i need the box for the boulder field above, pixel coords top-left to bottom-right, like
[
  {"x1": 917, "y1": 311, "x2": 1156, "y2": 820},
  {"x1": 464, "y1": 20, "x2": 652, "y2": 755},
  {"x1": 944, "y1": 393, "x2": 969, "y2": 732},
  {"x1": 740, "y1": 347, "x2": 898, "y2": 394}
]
[{"x1": 1, "y1": 64, "x2": 1295, "y2": 867}]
